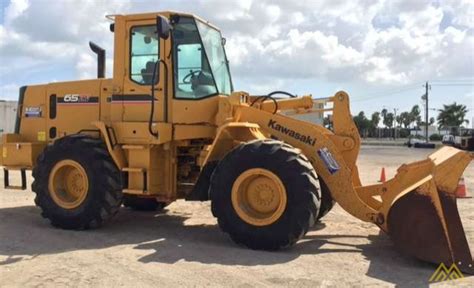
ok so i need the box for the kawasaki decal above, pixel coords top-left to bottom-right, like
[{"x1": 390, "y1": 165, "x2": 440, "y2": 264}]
[{"x1": 268, "y1": 119, "x2": 316, "y2": 146}]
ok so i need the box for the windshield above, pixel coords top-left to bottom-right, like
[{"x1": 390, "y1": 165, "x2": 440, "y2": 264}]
[
  {"x1": 172, "y1": 17, "x2": 232, "y2": 99},
  {"x1": 196, "y1": 20, "x2": 232, "y2": 95}
]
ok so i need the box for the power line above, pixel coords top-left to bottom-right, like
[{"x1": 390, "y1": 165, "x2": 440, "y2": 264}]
[
  {"x1": 361, "y1": 82, "x2": 423, "y2": 97},
  {"x1": 431, "y1": 83, "x2": 474, "y2": 86},
  {"x1": 431, "y1": 78, "x2": 474, "y2": 82},
  {"x1": 352, "y1": 78, "x2": 473, "y2": 104},
  {"x1": 353, "y1": 84, "x2": 422, "y2": 102}
]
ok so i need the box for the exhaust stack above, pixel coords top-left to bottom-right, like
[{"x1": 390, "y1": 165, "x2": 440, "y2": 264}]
[{"x1": 89, "y1": 42, "x2": 105, "y2": 78}]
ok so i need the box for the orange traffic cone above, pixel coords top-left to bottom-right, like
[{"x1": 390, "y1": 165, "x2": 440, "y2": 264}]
[
  {"x1": 379, "y1": 167, "x2": 386, "y2": 183},
  {"x1": 456, "y1": 177, "x2": 471, "y2": 198}
]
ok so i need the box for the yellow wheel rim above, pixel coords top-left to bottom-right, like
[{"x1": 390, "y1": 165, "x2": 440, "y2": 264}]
[
  {"x1": 48, "y1": 160, "x2": 89, "y2": 209},
  {"x1": 231, "y1": 168, "x2": 287, "y2": 226}
]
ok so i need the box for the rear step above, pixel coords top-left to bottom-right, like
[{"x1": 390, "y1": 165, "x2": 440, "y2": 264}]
[
  {"x1": 122, "y1": 167, "x2": 144, "y2": 173},
  {"x1": 3, "y1": 168, "x2": 27, "y2": 190},
  {"x1": 122, "y1": 167, "x2": 147, "y2": 194},
  {"x1": 121, "y1": 144, "x2": 148, "y2": 194},
  {"x1": 122, "y1": 189, "x2": 146, "y2": 195},
  {"x1": 122, "y1": 145, "x2": 146, "y2": 150}
]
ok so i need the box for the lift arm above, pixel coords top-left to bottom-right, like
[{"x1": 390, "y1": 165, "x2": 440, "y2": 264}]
[{"x1": 232, "y1": 91, "x2": 473, "y2": 273}]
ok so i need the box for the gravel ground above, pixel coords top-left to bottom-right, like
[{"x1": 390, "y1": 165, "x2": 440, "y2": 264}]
[{"x1": 0, "y1": 146, "x2": 473, "y2": 287}]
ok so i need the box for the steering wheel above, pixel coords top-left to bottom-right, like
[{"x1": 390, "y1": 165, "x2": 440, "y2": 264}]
[{"x1": 182, "y1": 70, "x2": 202, "y2": 84}]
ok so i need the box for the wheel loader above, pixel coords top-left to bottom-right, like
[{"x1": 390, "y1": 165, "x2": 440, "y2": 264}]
[{"x1": 1, "y1": 11, "x2": 473, "y2": 273}]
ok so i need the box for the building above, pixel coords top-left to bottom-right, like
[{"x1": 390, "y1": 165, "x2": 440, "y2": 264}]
[
  {"x1": 0, "y1": 101, "x2": 18, "y2": 134},
  {"x1": 410, "y1": 125, "x2": 449, "y2": 138},
  {"x1": 283, "y1": 101, "x2": 324, "y2": 125}
]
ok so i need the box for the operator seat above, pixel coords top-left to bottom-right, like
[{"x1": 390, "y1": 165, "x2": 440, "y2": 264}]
[{"x1": 141, "y1": 61, "x2": 156, "y2": 85}]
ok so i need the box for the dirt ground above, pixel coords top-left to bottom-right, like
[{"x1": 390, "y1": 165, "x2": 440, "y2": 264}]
[{"x1": 0, "y1": 146, "x2": 473, "y2": 287}]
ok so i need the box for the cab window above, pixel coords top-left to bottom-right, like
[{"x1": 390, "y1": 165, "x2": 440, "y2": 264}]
[
  {"x1": 173, "y1": 17, "x2": 217, "y2": 99},
  {"x1": 176, "y1": 43, "x2": 203, "y2": 94},
  {"x1": 130, "y1": 25, "x2": 159, "y2": 85}
]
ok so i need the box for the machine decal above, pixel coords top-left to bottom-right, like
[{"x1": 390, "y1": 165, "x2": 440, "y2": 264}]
[
  {"x1": 37, "y1": 131, "x2": 46, "y2": 141},
  {"x1": 111, "y1": 94, "x2": 156, "y2": 104},
  {"x1": 317, "y1": 147, "x2": 340, "y2": 174},
  {"x1": 57, "y1": 95, "x2": 99, "y2": 105},
  {"x1": 268, "y1": 119, "x2": 316, "y2": 146},
  {"x1": 24, "y1": 106, "x2": 42, "y2": 118}
]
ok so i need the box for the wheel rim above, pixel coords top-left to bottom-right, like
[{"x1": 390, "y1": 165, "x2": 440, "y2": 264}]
[
  {"x1": 48, "y1": 160, "x2": 89, "y2": 209},
  {"x1": 231, "y1": 168, "x2": 287, "y2": 226}
]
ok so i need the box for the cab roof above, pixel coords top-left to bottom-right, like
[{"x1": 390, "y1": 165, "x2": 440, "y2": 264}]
[{"x1": 105, "y1": 11, "x2": 221, "y2": 31}]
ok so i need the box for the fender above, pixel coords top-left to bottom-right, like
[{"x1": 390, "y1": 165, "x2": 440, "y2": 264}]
[
  {"x1": 188, "y1": 122, "x2": 266, "y2": 201},
  {"x1": 91, "y1": 121, "x2": 126, "y2": 169},
  {"x1": 202, "y1": 122, "x2": 267, "y2": 165}
]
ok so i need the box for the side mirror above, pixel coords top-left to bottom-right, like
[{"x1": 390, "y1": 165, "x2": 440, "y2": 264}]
[{"x1": 156, "y1": 15, "x2": 170, "y2": 40}]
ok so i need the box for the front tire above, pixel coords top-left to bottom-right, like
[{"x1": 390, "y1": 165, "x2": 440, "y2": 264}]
[
  {"x1": 316, "y1": 178, "x2": 335, "y2": 221},
  {"x1": 210, "y1": 139, "x2": 321, "y2": 250},
  {"x1": 32, "y1": 135, "x2": 122, "y2": 229}
]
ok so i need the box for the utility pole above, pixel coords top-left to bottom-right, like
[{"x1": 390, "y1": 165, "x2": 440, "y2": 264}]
[{"x1": 423, "y1": 81, "x2": 431, "y2": 142}]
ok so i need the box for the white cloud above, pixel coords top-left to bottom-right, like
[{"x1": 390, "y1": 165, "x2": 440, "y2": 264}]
[
  {"x1": 0, "y1": 0, "x2": 472, "y2": 96},
  {"x1": 0, "y1": 83, "x2": 20, "y2": 100},
  {"x1": 75, "y1": 52, "x2": 97, "y2": 80},
  {"x1": 4, "y1": 0, "x2": 29, "y2": 24}
]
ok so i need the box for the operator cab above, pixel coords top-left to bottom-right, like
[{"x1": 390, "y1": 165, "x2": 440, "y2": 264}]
[{"x1": 107, "y1": 12, "x2": 234, "y2": 124}]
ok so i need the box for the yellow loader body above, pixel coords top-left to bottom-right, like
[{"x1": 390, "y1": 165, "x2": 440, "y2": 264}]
[{"x1": 0, "y1": 11, "x2": 471, "y2": 273}]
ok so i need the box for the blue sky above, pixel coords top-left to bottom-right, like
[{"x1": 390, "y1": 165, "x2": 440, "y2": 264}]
[{"x1": 0, "y1": 0, "x2": 472, "y2": 126}]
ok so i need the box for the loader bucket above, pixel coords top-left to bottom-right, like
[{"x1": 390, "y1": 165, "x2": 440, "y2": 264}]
[{"x1": 381, "y1": 147, "x2": 473, "y2": 274}]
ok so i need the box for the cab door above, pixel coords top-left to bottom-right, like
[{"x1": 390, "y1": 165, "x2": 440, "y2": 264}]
[{"x1": 117, "y1": 20, "x2": 165, "y2": 123}]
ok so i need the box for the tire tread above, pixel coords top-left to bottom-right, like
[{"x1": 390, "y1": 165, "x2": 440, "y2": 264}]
[{"x1": 32, "y1": 135, "x2": 122, "y2": 230}]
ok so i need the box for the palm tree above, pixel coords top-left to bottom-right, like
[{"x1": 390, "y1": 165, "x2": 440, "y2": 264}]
[
  {"x1": 353, "y1": 111, "x2": 371, "y2": 137},
  {"x1": 383, "y1": 112, "x2": 394, "y2": 128},
  {"x1": 395, "y1": 115, "x2": 401, "y2": 127},
  {"x1": 371, "y1": 112, "x2": 380, "y2": 127},
  {"x1": 381, "y1": 109, "x2": 388, "y2": 127},
  {"x1": 437, "y1": 102, "x2": 469, "y2": 129},
  {"x1": 399, "y1": 111, "x2": 411, "y2": 128},
  {"x1": 410, "y1": 105, "x2": 421, "y2": 128},
  {"x1": 371, "y1": 112, "x2": 381, "y2": 138},
  {"x1": 429, "y1": 117, "x2": 435, "y2": 126}
]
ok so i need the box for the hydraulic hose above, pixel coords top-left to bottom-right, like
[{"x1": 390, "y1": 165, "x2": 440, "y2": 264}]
[{"x1": 148, "y1": 61, "x2": 160, "y2": 138}]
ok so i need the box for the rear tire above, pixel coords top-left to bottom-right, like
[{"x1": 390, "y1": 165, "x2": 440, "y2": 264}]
[
  {"x1": 32, "y1": 135, "x2": 122, "y2": 229},
  {"x1": 210, "y1": 139, "x2": 321, "y2": 250},
  {"x1": 123, "y1": 195, "x2": 168, "y2": 211}
]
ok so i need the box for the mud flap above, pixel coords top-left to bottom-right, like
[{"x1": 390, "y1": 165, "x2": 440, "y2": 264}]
[{"x1": 387, "y1": 184, "x2": 473, "y2": 274}]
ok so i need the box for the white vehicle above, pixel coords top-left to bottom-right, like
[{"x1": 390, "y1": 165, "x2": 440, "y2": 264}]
[
  {"x1": 406, "y1": 137, "x2": 426, "y2": 147},
  {"x1": 442, "y1": 134, "x2": 455, "y2": 145},
  {"x1": 454, "y1": 129, "x2": 474, "y2": 151}
]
